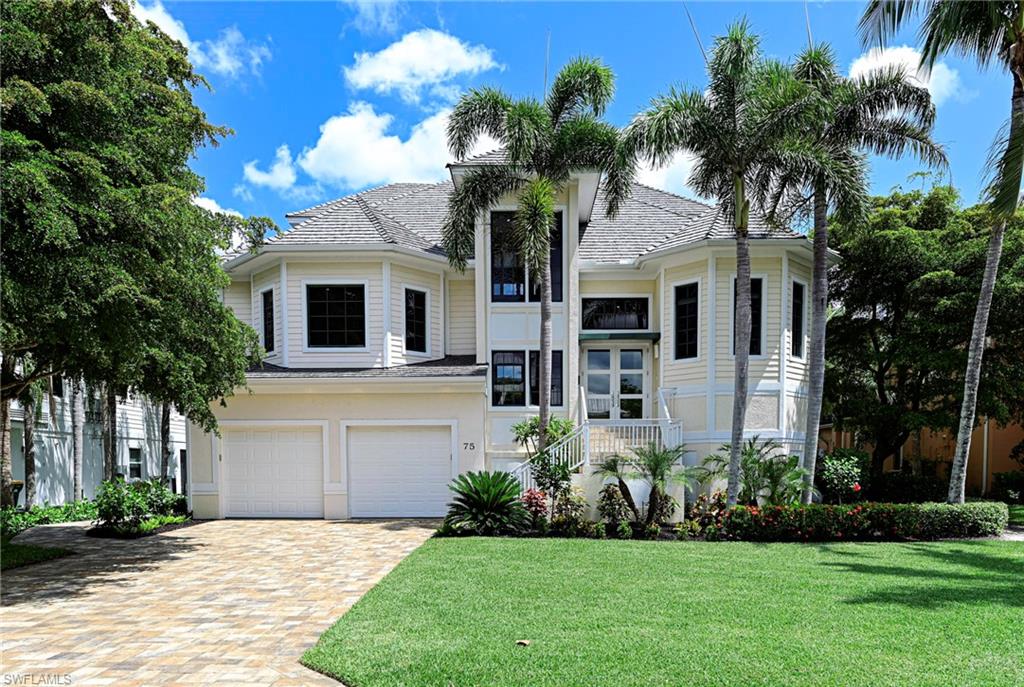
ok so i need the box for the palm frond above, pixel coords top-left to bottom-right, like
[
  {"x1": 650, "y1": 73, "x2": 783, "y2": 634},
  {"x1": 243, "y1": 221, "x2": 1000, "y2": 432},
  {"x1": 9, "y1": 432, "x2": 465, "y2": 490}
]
[
  {"x1": 441, "y1": 166, "x2": 526, "y2": 271},
  {"x1": 514, "y1": 177, "x2": 556, "y2": 272},
  {"x1": 859, "y1": 0, "x2": 925, "y2": 49},
  {"x1": 918, "y1": 0, "x2": 1013, "y2": 71},
  {"x1": 446, "y1": 87, "x2": 513, "y2": 161},
  {"x1": 983, "y1": 112, "x2": 1024, "y2": 218},
  {"x1": 623, "y1": 87, "x2": 710, "y2": 168},
  {"x1": 504, "y1": 98, "x2": 551, "y2": 166},
  {"x1": 546, "y1": 56, "x2": 616, "y2": 123},
  {"x1": 856, "y1": 116, "x2": 948, "y2": 169}
]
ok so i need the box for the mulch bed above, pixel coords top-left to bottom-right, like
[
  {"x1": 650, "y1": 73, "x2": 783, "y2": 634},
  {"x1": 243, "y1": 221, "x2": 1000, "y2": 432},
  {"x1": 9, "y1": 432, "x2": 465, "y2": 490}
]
[{"x1": 86, "y1": 518, "x2": 208, "y2": 540}]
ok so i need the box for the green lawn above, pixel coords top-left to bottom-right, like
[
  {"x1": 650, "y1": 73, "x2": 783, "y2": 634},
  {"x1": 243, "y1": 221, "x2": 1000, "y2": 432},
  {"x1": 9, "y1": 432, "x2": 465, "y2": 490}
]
[
  {"x1": 303, "y1": 537, "x2": 1024, "y2": 687},
  {"x1": 0, "y1": 541, "x2": 72, "y2": 571},
  {"x1": 1010, "y1": 505, "x2": 1023, "y2": 527}
]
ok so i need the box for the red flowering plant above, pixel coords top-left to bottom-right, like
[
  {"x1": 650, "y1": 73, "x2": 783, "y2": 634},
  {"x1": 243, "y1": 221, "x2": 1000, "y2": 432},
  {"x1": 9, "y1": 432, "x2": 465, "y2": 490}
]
[{"x1": 521, "y1": 488, "x2": 548, "y2": 531}]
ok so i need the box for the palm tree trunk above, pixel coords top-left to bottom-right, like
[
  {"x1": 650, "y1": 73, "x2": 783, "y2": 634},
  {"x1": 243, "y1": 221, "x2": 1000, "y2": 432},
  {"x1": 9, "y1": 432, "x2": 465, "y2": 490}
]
[
  {"x1": 728, "y1": 177, "x2": 752, "y2": 508},
  {"x1": 801, "y1": 181, "x2": 829, "y2": 504},
  {"x1": 102, "y1": 385, "x2": 117, "y2": 481},
  {"x1": 947, "y1": 220, "x2": 1005, "y2": 503},
  {"x1": 0, "y1": 356, "x2": 15, "y2": 508},
  {"x1": 72, "y1": 379, "x2": 84, "y2": 500},
  {"x1": 618, "y1": 478, "x2": 640, "y2": 522},
  {"x1": 160, "y1": 402, "x2": 171, "y2": 483},
  {"x1": 21, "y1": 390, "x2": 36, "y2": 509},
  {"x1": 537, "y1": 242, "x2": 553, "y2": 452}
]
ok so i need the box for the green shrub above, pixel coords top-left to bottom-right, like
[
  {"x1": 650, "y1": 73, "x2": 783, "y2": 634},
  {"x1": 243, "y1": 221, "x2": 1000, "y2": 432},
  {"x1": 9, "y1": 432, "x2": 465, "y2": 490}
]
[
  {"x1": 686, "y1": 490, "x2": 727, "y2": 534},
  {"x1": 615, "y1": 519, "x2": 632, "y2": 539},
  {"x1": 596, "y1": 483, "x2": 631, "y2": 524},
  {"x1": 992, "y1": 471, "x2": 1024, "y2": 504},
  {"x1": 720, "y1": 501, "x2": 1008, "y2": 542},
  {"x1": 872, "y1": 471, "x2": 946, "y2": 503},
  {"x1": 550, "y1": 486, "x2": 589, "y2": 536},
  {"x1": 94, "y1": 478, "x2": 184, "y2": 531},
  {"x1": 0, "y1": 500, "x2": 99, "y2": 541},
  {"x1": 117, "y1": 514, "x2": 187, "y2": 536},
  {"x1": 442, "y1": 471, "x2": 529, "y2": 536},
  {"x1": 817, "y1": 450, "x2": 869, "y2": 504}
]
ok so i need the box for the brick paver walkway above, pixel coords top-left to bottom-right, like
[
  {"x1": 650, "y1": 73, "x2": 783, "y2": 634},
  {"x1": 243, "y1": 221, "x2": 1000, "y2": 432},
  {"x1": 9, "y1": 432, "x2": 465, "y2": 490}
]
[{"x1": 1, "y1": 519, "x2": 436, "y2": 686}]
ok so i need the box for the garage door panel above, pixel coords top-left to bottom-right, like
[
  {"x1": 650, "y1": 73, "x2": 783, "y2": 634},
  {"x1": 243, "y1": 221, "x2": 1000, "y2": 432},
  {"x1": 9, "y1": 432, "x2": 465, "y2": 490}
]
[
  {"x1": 348, "y1": 426, "x2": 452, "y2": 518},
  {"x1": 223, "y1": 426, "x2": 324, "y2": 518}
]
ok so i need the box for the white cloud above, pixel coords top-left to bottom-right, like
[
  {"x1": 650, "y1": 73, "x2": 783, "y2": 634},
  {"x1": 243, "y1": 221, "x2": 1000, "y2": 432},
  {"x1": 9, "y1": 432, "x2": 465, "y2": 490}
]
[
  {"x1": 296, "y1": 102, "x2": 498, "y2": 189},
  {"x1": 637, "y1": 152, "x2": 700, "y2": 197},
  {"x1": 193, "y1": 196, "x2": 242, "y2": 217},
  {"x1": 243, "y1": 145, "x2": 298, "y2": 191},
  {"x1": 132, "y1": 1, "x2": 272, "y2": 78},
  {"x1": 848, "y1": 46, "x2": 969, "y2": 107},
  {"x1": 344, "y1": 0, "x2": 402, "y2": 34},
  {"x1": 344, "y1": 29, "x2": 500, "y2": 104},
  {"x1": 232, "y1": 184, "x2": 254, "y2": 202}
]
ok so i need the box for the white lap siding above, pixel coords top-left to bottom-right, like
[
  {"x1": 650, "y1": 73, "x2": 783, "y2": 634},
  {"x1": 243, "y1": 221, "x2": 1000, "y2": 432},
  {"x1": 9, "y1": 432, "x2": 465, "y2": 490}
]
[
  {"x1": 390, "y1": 263, "x2": 443, "y2": 365},
  {"x1": 445, "y1": 277, "x2": 476, "y2": 356}
]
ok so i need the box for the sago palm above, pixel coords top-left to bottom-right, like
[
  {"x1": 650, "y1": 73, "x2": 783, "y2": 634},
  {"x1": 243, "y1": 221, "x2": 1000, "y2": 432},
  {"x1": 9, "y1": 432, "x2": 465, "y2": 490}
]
[
  {"x1": 861, "y1": 1, "x2": 1024, "y2": 503},
  {"x1": 623, "y1": 21, "x2": 821, "y2": 506},
  {"x1": 757, "y1": 43, "x2": 946, "y2": 503},
  {"x1": 443, "y1": 57, "x2": 634, "y2": 450}
]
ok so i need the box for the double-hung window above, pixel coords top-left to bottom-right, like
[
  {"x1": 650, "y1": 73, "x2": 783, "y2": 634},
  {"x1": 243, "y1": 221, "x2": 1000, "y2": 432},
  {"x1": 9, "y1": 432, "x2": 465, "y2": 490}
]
[
  {"x1": 529, "y1": 350, "x2": 564, "y2": 406},
  {"x1": 492, "y1": 350, "x2": 564, "y2": 407},
  {"x1": 405, "y1": 288, "x2": 428, "y2": 354},
  {"x1": 490, "y1": 211, "x2": 563, "y2": 303},
  {"x1": 791, "y1": 281, "x2": 806, "y2": 358},
  {"x1": 674, "y1": 282, "x2": 699, "y2": 359},
  {"x1": 128, "y1": 447, "x2": 143, "y2": 480},
  {"x1": 261, "y1": 289, "x2": 275, "y2": 353},
  {"x1": 732, "y1": 277, "x2": 764, "y2": 356},
  {"x1": 306, "y1": 284, "x2": 366, "y2": 348}
]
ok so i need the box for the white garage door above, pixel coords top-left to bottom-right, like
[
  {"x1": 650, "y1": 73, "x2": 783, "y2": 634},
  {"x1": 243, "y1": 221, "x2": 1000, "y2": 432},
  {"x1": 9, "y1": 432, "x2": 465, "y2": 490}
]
[
  {"x1": 348, "y1": 425, "x2": 453, "y2": 517},
  {"x1": 223, "y1": 426, "x2": 324, "y2": 518}
]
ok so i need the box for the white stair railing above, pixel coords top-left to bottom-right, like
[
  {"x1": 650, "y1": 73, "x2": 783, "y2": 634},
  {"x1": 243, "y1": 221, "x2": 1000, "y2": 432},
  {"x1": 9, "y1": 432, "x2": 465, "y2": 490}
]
[{"x1": 509, "y1": 421, "x2": 589, "y2": 493}]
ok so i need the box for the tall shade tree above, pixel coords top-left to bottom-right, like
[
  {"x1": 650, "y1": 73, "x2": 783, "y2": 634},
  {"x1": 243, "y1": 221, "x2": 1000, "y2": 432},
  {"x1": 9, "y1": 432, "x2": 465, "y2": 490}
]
[
  {"x1": 443, "y1": 57, "x2": 634, "y2": 450},
  {"x1": 623, "y1": 22, "x2": 820, "y2": 506},
  {"x1": 0, "y1": 0, "x2": 264, "y2": 504},
  {"x1": 759, "y1": 43, "x2": 946, "y2": 503},
  {"x1": 861, "y1": 1, "x2": 1024, "y2": 503}
]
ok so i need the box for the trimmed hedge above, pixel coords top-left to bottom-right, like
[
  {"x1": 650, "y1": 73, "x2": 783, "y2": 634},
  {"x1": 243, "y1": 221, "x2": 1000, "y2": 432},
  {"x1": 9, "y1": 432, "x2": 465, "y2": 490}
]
[
  {"x1": 0, "y1": 500, "x2": 98, "y2": 542},
  {"x1": 722, "y1": 502, "x2": 1009, "y2": 542}
]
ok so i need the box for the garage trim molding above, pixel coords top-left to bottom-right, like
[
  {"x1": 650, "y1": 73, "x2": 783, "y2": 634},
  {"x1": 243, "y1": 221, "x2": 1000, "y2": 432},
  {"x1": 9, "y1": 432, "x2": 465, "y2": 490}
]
[
  {"x1": 214, "y1": 419, "x2": 332, "y2": 517},
  {"x1": 340, "y1": 419, "x2": 460, "y2": 508}
]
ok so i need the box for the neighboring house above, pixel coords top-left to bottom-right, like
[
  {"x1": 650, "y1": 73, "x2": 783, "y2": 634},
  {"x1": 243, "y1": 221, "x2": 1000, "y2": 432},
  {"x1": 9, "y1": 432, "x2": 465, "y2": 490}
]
[
  {"x1": 819, "y1": 420, "x2": 1024, "y2": 495},
  {"x1": 188, "y1": 152, "x2": 816, "y2": 519},
  {"x1": 8, "y1": 384, "x2": 188, "y2": 507}
]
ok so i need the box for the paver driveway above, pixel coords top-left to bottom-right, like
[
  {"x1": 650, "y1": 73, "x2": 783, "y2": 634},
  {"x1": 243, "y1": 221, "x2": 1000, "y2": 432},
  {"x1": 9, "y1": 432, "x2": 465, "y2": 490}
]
[{"x1": 1, "y1": 519, "x2": 436, "y2": 686}]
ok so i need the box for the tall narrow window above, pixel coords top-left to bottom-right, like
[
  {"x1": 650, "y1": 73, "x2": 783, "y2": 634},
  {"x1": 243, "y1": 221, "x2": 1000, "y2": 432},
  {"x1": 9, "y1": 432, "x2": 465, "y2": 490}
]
[
  {"x1": 733, "y1": 277, "x2": 764, "y2": 356},
  {"x1": 306, "y1": 285, "x2": 366, "y2": 348},
  {"x1": 262, "y1": 289, "x2": 275, "y2": 353},
  {"x1": 791, "y1": 281, "x2": 805, "y2": 358},
  {"x1": 674, "y1": 282, "x2": 699, "y2": 359},
  {"x1": 491, "y1": 212, "x2": 525, "y2": 302},
  {"x1": 529, "y1": 212, "x2": 564, "y2": 303},
  {"x1": 129, "y1": 447, "x2": 142, "y2": 480},
  {"x1": 405, "y1": 288, "x2": 427, "y2": 354},
  {"x1": 492, "y1": 351, "x2": 526, "y2": 406},
  {"x1": 529, "y1": 350, "x2": 564, "y2": 406}
]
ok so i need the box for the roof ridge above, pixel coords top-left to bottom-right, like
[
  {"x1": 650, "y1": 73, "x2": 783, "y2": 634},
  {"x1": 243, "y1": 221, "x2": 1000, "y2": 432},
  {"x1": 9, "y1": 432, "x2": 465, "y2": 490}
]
[
  {"x1": 354, "y1": 196, "x2": 394, "y2": 244},
  {"x1": 632, "y1": 182, "x2": 714, "y2": 212},
  {"x1": 450, "y1": 147, "x2": 507, "y2": 165}
]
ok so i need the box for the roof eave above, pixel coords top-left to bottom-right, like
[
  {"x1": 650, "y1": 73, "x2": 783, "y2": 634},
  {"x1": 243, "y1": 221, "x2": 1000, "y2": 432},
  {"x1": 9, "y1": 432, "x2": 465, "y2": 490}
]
[{"x1": 222, "y1": 243, "x2": 466, "y2": 274}]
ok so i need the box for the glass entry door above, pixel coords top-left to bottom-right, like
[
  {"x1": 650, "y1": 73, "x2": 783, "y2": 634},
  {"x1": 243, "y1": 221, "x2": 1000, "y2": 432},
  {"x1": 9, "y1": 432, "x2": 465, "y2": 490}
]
[{"x1": 583, "y1": 346, "x2": 650, "y2": 419}]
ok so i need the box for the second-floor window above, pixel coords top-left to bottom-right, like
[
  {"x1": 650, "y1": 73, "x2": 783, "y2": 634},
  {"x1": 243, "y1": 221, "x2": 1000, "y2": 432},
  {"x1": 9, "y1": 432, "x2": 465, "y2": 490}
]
[
  {"x1": 491, "y1": 211, "x2": 563, "y2": 303},
  {"x1": 262, "y1": 289, "x2": 275, "y2": 353},
  {"x1": 582, "y1": 298, "x2": 649, "y2": 330},
  {"x1": 792, "y1": 280, "x2": 805, "y2": 358},
  {"x1": 306, "y1": 284, "x2": 366, "y2": 349},
  {"x1": 405, "y1": 287, "x2": 428, "y2": 354},
  {"x1": 732, "y1": 277, "x2": 764, "y2": 356},
  {"x1": 674, "y1": 283, "x2": 699, "y2": 359}
]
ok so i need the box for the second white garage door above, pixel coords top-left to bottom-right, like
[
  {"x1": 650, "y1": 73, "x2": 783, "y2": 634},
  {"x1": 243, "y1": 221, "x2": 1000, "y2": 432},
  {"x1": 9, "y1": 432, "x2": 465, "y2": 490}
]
[{"x1": 347, "y1": 425, "x2": 453, "y2": 517}]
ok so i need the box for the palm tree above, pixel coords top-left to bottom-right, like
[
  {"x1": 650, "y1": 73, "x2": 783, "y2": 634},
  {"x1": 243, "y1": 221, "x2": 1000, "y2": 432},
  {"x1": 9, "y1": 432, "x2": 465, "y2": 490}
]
[
  {"x1": 71, "y1": 378, "x2": 84, "y2": 500},
  {"x1": 592, "y1": 455, "x2": 641, "y2": 522},
  {"x1": 861, "y1": 1, "x2": 1024, "y2": 503},
  {"x1": 759, "y1": 43, "x2": 946, "y2": 503},
  {"x1": 443, "y1": 57, "x2": 634, "y2": 450},
  {"x1": 623, "y1": 21, "x2": 820, "y2": 506},
  {"x1": 625, "y1": 442, "x2": 689, "y2": 526},
  {"x1": 160, "y1": 401, "x2": 171, "y2": 484}
]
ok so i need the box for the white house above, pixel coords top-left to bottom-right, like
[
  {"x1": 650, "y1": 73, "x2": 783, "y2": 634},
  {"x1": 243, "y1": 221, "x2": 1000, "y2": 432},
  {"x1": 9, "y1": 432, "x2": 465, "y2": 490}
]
[
  {"x1": 188, "y1": 151, "x2": 814, "y2": 520},
  {"x1": 8, "y1": 385, "x2": 188, "y2": 507}
]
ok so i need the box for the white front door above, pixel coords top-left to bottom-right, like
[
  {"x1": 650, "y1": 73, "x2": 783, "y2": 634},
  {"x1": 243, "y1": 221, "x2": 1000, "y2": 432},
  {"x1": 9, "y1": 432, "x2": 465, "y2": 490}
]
[
  {"x1": 222, "y1": 427, "x2": 324, "y2": 518},
  {"x1": 582, "y1": 345, "x2": 651, "y2": 419},
  {"x1": 347, "y1": 425, "x2": 453, "y2": 517}
]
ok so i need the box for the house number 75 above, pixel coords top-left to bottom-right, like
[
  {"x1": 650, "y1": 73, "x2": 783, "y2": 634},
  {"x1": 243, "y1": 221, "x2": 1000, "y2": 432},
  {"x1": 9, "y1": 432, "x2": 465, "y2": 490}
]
[{"x1": 462, "y1": 442, "x2": 476, "y2": 451}]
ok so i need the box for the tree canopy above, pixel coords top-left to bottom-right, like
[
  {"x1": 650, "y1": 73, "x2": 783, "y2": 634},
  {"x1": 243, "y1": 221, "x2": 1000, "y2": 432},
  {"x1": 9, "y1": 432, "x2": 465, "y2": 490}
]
[
  {"x1": 0, "y1": 0, "x2": 263, "y2": 431},
  {"x1": 825, "y1": 185, "x2": 1024, "y2": 473}
]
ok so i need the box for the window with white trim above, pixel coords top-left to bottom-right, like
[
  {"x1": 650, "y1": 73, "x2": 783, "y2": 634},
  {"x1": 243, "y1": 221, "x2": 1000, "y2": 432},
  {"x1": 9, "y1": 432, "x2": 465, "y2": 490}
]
[
  {"x1": 490, "y1": 211, "x2": 563, "y2": 303},
  {"x1": 791, "y1": 280, "x2": 806, "y2": 358},
  {"x1": 732, "y1": 277, "x2": 764, "y2": 356},
  {"x1": 128, "y1": 447, "x2": 143, "y2": 480},
  {"x1": 404, "y1": 288, "x2": 428, "y2": 354},
  {"x1": 306, "y1": 284, "x2": 366, "y2": 348},
  {"x1": 262, "y1": 289, "x2": 275, "y2": 353},
  {"x1": 673, "y1": 282, "x2": 699, "y2": 359},
  {"x1": 529, "y1": 350, "x2": 564, "y2": 406}
]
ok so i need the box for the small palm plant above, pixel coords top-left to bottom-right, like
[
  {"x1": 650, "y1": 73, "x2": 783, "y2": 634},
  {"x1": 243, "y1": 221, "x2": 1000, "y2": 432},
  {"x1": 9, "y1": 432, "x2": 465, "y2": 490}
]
[
  {"x1": 622, "y1": 442, "x2": 696, "y2": 526},
  {"x1": 701, "y1": 436, "x2": 813, "y2": 506},
  {"x1": 592, "y1": 455, "x2": 640, "y2": 522},
  {"x1": 443, "y1": 471, "x2": 529, "y2": 536}
]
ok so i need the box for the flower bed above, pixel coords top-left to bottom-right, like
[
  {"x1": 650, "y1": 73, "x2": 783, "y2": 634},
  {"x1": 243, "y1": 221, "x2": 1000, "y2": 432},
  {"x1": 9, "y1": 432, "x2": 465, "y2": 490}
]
[{"x1": 720, "y1": 501, "x2": 1009, "y2": 542}]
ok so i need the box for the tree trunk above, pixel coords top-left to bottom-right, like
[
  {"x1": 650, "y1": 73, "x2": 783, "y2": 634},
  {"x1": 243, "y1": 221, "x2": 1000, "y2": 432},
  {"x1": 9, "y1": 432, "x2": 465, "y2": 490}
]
[
  {"x1": 72, "y1": 379, "x2": 84, "y2": 501},
  {"x1": 21, "y1": 390, "x2": 36, "y2": 509},
  {"x1": 102, "y1": 385, "x2": 118, "y2": 481},
  {"x1": 947, "y1": 220, "x2": 1005, "y2": 503},
  {"x1": 160, "y1": 402, "x2": 171, "y2": 483},
  {"x1": 728, "y1": 176, "x2": 752, "y2": 508},
  {"x1": 801, "y1": 181, "x2": 829, "y2": 504},
  {"x1": 0, "y1": 356, "x2": 15, "y2": 507},
  {"x1": 618, "y1": 477, "x2": 640, "y2": 522},
  {"x1": 537, "y1": 230, "x2": 553, "y2": 453}
]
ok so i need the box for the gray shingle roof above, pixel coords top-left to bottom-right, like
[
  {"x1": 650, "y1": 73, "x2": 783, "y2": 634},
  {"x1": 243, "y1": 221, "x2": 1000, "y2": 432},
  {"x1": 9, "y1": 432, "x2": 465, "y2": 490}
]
[
  {"x1": 248, "y1": 355, "x2": 487, "y2": 379},
  {"x1": 268, "y1": 179, "x2": 804, "y2": 265},
  {"x1": 448, "y1": 149, "x2": 510, "y2": 166}
]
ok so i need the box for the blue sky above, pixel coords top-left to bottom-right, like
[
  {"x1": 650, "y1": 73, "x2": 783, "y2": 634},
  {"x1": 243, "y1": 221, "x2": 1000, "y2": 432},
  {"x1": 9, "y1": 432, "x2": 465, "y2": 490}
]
[{"x1": 135, "y1": 1, "x2": 1008, "y2": 228}]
